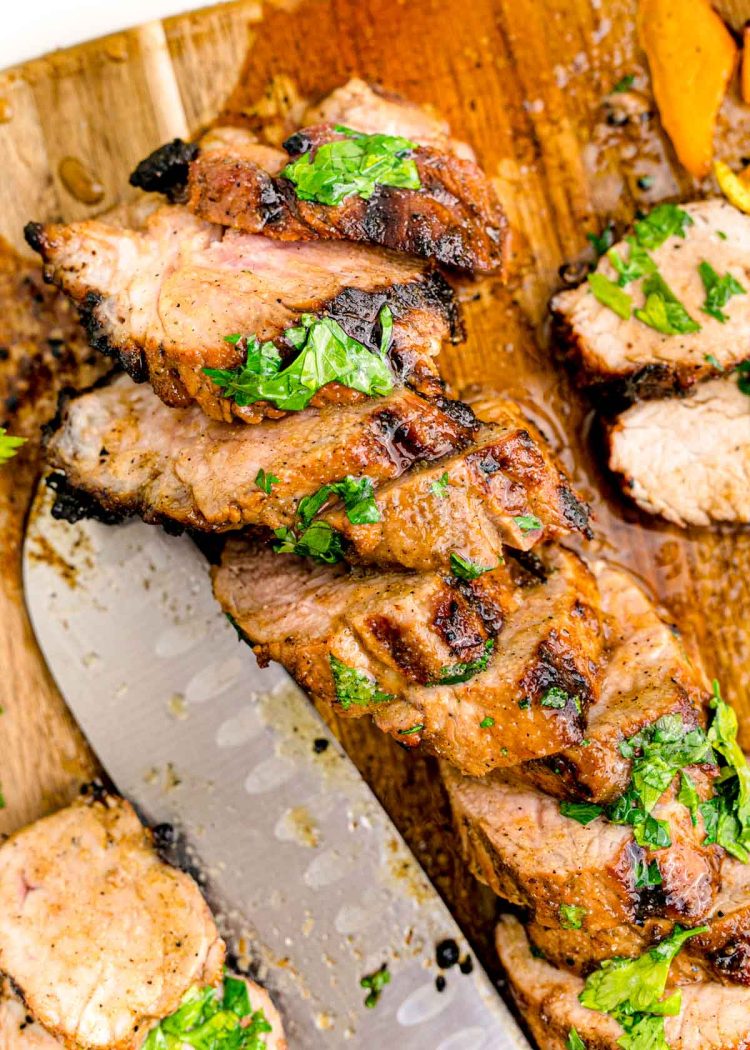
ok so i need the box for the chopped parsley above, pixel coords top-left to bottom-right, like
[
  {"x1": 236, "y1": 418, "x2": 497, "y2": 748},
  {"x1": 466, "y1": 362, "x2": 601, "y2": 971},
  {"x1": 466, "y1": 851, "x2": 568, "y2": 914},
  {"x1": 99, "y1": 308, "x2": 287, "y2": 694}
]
[
  {"x1": 142, "y1": 977, "x2": 272, "y2": 1050},
  {"x1": 704, "y1": 353, "x2": 724, "y2": 370},
  {"x1": 430, "y1": 471, "x2": 450, "y2": 498},
  {"x1": 559, "y1": 903, "x2": 586, "y2": 930},
  {"x1": 698, "y1": 261, "x2": 746, "y2": 323},
  {"x1": 632, "y1": 203, "x2": 693, "y2": 250},
  {"x1": 513, "y1": 513, "x2": 543, "y2": 534},
  {"x1": 449, "y1": 552, "x2": 496, "y2": 581},
  {"x1": 480, "y1": 716, "x2": 495, "y2": 728},
  {"x1": 398, "y1": 723, "x2": 424, "y2": 736},
  {"x1": 204, "y1": 308, "x2": 394, "y2": 411},
  {"x1": 567, "y1": 1029, "x2": 587, "y2": 1050},
  {"x1": 634, "y1": 272, "x2": 701, "y2": 336},
  {"x1": 612, "y1": 74, "x2": 635, "y2": 93},
  {"x1": 587, "y1": 223, "x2": 616, "y2": 257},
  {"x1": 282, "y1": 126, "x2": 421, "y2": 207},
  {"x1": 254, "y1": 468, "x2": 279, "y2": 494},
  {"x1": 559, "y1": 800, "x2": 604, "y2": 826},
  {"x1": 540, "y1": 686, "x2": 576, "y2": 710},
  {"x1": 579, "y1": 925, "x2": 706, "y2": 1050},
  {"x1": 588, "y1": 273, "x2": 632, "y2": 319},
  {"x1": 274, "y1": 521, "x2": 343, "y2": 563},
  {"x1": 677, "y1": 771, "x2": 700, "y2": 825},
  {"x1": 429, "y1": 639, "x2": 495, "y2": 686},
  {"x1": 518, "y1": 697, "x2": 531, "y2": 710},
  {"x1": 0, "y1": 428, "x2": 26, "y2": 464},
  {"x1": 360, "y1": 963, "x2": 391, "y2": 1008},
  {"x1": 606, "y1": 237, "x2": 655, "y2": 286},
  {"x1": 633, "y1": 856, "x2": 663, "y2": 889},
  {"x1": 737, "y1": 361, "x2": 750, "y2": 395},
  {"x1": 273, "y1": 474, "x2": 379, "y2": 564},
  {"x1": 698, "y1": 680, "x2": 750, "y2": 862},
  {"x1": 329, "y1": 655, "x2": 393, "y2": 711}
]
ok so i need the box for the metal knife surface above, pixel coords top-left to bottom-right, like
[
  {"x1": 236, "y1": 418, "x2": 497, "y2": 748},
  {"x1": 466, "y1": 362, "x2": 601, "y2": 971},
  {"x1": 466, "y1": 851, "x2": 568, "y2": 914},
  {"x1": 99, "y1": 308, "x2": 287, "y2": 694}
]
[{"x1": 22, "y1": 491, "x2": 530, "y2": 1050}]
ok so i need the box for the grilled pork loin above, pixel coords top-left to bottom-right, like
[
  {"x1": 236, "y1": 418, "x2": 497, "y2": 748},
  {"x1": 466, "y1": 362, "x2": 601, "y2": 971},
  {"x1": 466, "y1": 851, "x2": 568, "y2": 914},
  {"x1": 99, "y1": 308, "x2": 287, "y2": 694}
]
[
  {"x1": 212, "y1": 541, "x2": 603, "y2": 776},
  {"x1": 0, "y1": 794, "x2": 225, "y2": 1050},
  {"x1": 25, "y1": 205, "x2": 458, "y2": 423},
  {"x1": 0, "y1": 986, "x2": 60, "y2": 1048},
  {"x1": 45, "y1": 375, "x2": 472, "y2": 533},
  {"x1": 552, "y1": 200, "x2": 750, "y2": 401},
  {"x1": 443, "y1": 766, "x2": 719, "y2": 932},
  {"x1": 523, "y1": 563, "x2": 710, "y2": 803},
  {"x1": 132, "y1": 80, "x2": 507, "y2": 272},
  {"x1": 609, "y1": 377, "x2": 750, "y2": 527},
  {"x1": 496, "y1": 915, "x2": 750, "y2": 1050},
  {"x1": 527, "y1": 856, "x2": 750, "y2": 987}
]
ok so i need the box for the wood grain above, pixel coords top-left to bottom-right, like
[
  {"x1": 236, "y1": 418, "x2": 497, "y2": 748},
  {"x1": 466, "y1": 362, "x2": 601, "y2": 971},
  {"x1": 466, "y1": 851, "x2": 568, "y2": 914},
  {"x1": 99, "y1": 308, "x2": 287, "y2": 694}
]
[{"x1": 3, "y1": 0, "x2": 750, "y2": 993}]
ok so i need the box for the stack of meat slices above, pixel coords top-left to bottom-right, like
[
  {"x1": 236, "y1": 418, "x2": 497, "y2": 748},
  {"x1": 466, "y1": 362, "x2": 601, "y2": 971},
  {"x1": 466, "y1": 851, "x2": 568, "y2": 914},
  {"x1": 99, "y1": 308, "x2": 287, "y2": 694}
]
[
  {"x1": 26, "y1": 80, "x2": 750, "y2": 1048},
  {"x1": 552, "y1": 198, "x2": 750, "y2": 527}
]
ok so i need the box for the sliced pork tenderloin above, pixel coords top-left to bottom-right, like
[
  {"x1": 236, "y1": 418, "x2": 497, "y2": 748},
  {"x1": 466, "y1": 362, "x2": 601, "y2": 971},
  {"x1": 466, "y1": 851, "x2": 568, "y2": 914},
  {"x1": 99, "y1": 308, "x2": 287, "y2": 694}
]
[{"x1": 212, "y1": 541, "x2": 604, "y2": 776}]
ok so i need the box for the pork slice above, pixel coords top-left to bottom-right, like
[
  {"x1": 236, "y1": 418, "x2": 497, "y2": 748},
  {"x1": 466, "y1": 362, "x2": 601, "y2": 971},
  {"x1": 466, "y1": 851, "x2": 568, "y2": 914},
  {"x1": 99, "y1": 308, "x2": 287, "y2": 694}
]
[
  {"x1": 552, "y1": 199, "x2": 750, "y2": 400},
  {"x1": 523, "y1": 562, "x2": 710, "y2": 803},
  {"x1": 321, "y1": 405, "x2": 591, "y2": 572},
  {"x1": 528, "y1": 857, "x2": 750, "y2": 987},
  {"x1": 609, "y1": 377, "x2": 750, "y2": 527},
  {"x1": 212, "y1": 542, "x2": 604, "y2": 776},
  {"x1": 44, "y1": 375, "x2": 472, "y2": 532},
  {"x1": 25, "y1": 205, "x2": 456, "y2": 423},
  {"x1": 496, "y1": 915, "x2": 750, "y2": 1050},
  {"x1": 444, "y1": 765, "x2": 718, "y2": 932},
  {"x1": 0, "y1": 985, "x2": 61, "y2": 1048},
  {"x1": 0, "y1": 795, "x2": 225, "y2": 1050}
]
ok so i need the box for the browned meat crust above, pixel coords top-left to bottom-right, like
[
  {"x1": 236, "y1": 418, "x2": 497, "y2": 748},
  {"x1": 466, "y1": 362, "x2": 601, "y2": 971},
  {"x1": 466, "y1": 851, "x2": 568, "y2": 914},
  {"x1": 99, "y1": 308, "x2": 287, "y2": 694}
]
[
  {"x1": 44, "y1": 375, "x2": 473, "y2": 534},
  {"x1": 24, "y1": 206, "x2": 458, "y2": 424},
  {"x1": 212, "y1": 541, "x2": 604, "y2": 776},
  {"x1": 184, "y1": 122, "x2": 508, "y2": 273}
]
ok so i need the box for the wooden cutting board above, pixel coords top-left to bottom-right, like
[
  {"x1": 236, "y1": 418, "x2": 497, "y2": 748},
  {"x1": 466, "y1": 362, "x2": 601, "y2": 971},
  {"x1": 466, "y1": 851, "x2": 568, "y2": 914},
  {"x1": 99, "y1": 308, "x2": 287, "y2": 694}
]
[{"x1": 3, "y1": 0, "x2": 750, "y2": 984}]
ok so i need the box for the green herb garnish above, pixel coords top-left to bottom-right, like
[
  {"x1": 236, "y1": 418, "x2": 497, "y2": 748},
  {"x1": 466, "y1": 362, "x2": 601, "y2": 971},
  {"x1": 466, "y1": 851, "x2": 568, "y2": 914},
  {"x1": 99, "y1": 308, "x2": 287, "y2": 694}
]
[
  {"x1": 449, "y1": 552, "x2": 496, "y2": 581},
  {"x1": 143, "y1": 978, "x2": 272, "y2": 1050},
  {"x1": 567, "y1": 1029, "x2": 587, "y2": 1050},
  {"x1": 634, "y1": 272, "x2": 701, "y2": 335},
  {"x1": 398, "y1": 723, "x2": 424, "y2": 736},
  {"x1": 633, "y1": 856, "x2": 663, "y2": 889},
  {"x1": 0, "y1": 429, "x2": 26, "y2": 464},
  {"x1": 737, "y1": 361, "x2": 750, "y2": 395},
  {"x1": 480, "y1": 716, "x2": 495, "y2": 728},
  {"x1": 298, "y1": 475, "x2": 380, "y2": 527},
  {"x1": 559, "y1": 800, "x2": 604, "y2": 826},
  {"x1": 587, "y1": 223, "x2": 616, "y2": 257},
  {"x1": 606, "y1": 237, "x2": 656, "y2": 286},
  {"x1": 513, "y1": 513, "x2": 543, "y2": 534},
  {"x1": 704, "y1": 353, "x2": 724, "y2": 370},
  {"x1": 255, "y1": 468, "x2": 280, "y2": 494},
  {"x1": 698, "y1": 261, "x2": 746, "y2": 323},
  {"x1": 698, "y1": 680, "x2": 750, "y2": 862},
  {"x1": 430, "y1": 471, "x2": 450, "y2": 498},
  {"x1": 274, "y1": 521, "x2": 343, "y2": 564},
  {"x1": 360, "y1": 963, "x2": 391, "y2": 1008},
  {"x1": 579, "y1": 925, "x2": 706, "y2": 1050},
  {"x1": 588, "y1": 273, "x2": 632, "y2": 319},
  {"x1": 329, "y1": 655, "x2": 393, "y2": 711},
  {"x1": 430, "y1": 639, "x2": 494, "y2": 686},
  {"x1": 282, "y1": 126, "x2": 420, "y2": 207},
  {"x1": 541, "y1": 686, "x2": 577, "y2": 710},
  {"x1": 633, "y1": 203, "x2": 693, "y2": 250},
  {"x1": 204, "y1": 307, "x2": 394, "y2": 411},
  {"x1": 559, "y1": 904, "x2": 586, "y2": 930},
  {"x1": 612, "y1": 74, "x2": 635, "y2": 93}
]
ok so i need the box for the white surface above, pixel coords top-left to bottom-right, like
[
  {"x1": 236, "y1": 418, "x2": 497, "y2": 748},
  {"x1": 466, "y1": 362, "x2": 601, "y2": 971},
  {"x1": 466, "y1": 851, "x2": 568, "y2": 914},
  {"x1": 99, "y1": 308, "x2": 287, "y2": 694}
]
[{"x1": 3, "y1": 0, "x2": 234, "y2": 70}]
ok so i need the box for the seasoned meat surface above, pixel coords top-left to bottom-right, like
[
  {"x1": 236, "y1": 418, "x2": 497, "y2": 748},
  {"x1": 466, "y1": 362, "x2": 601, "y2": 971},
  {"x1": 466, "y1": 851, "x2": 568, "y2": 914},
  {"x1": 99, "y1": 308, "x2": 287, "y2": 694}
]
[
  {"x1": 443, "y1": 766, "x2": 719, "y2": 932},
  {"x1": 524, "y1": 563, "x2": 710, "y2": 803},
  {"x1": 212, "y1": 542, "x2": 604, "y2": 775},
  {"x1": 496, "y1": 915, "x2": 750, "y2": 1050},
  {"x1": 0, "y1": 987, "x2": 61, "y2": 1048},
  {"x1": 552, "y1": 200, "x2": 750, "y2": 400},
  {"x1": 26, "y1": 205, "x2": 457, "y2": 423},
  {"x1": 322, "y1": 401, "x2": 591, "y2": 572},
  {"x1": 45, "y1": 375, "x2": 472, "y2": 532},
  {"x1": 609, "y1": 377, "x2": 750, "y2": 527},
  {"x1": 0, "y1": 795, "x2": 225, "y2": 1050},
  {"x1": 186, "y1": 121, "x2": 508, "y2": 273}
]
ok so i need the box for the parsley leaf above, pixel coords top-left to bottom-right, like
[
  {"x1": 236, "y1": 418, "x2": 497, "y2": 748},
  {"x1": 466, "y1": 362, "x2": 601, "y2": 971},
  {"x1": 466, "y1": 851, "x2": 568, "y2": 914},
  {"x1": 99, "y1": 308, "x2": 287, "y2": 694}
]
[
  {"x1": 634, "y1": 273, "x2": 701, "y2": 335},
  {"x1": 329, "y1": 655, "x2": 393, "y2": 711},
  {"x1": 588, "y1": 273, "x2": 632, "y2": 319},
  {"x1": 633, "y1": 203, "x2": 693, "y2": 250},
  {"x1": 560, "y1": 800, "x2": 604, "y2": 825},
  {"x1": 567, "y1": 1029, "x2": 587, "y2": 1050},
  {"x1": 677, "y1": 771, "x2": 700, "y2": 826},
  {"x1": 513, "y1": 513, "x2": 543, "y2": 533},
  {"x1": 255, "y1": 468, "x2": 280, "y2": 494},
  {"x1": 282, "y1": 127, "x2": 420, "y2": 206},
  {"x1": 298, "y1": 475, "x2": 380, "y2": 527},
  {"x1": 0, "y1": 428, "x2": 26, "y2": 464},
  {"x1": 480, "y1": 716, "x2": 495, "y2": 728},
  {"x1": 560, "y1": 903, "x2": 586, "y2": 930},
  {"x1": 273, "y1": 521, "x2": 343, "y2": 564},
  {"x1": 430, "y1": 471, "x2": 450, "y2": 498},
  {"x1": 360, "y1": 963, "x2": 391, "y2": 1008},
  {"x1": 633, "y1": 856, "x2": 663, "y2": 889},
  {"x1": 612, "y1": 74, "x2": 635, "y2": 93},
  {"x1": 143, "y1": 979, "x2": 272, "y2": 1050},
  {"x1": 204, "y1": 307, "x2": 394, "y2": 411},
  {"x1": 579, "y1": 925, "x2": 706, "y2": 1050},
  {"x1": 449, "y1": 552, "x2": 496, "y2": 581},
  {"x1": 606, "y1": 237, "x2": 656, "y2": 286},
  {"x1": 398, "y1": 723, "x2": 424, "y2": 736},
  {"x1": 738, "y1": 361, "x2": 750, "y2": 395},
  {"x1": 704, "y1": 353, "x2": 724, "y2": 370},
  {"x1": 700, "y1": 680, "x2": 750, "y2": 862},
  {"x1": 429, "y1": 639, "x2": 495, "y2": 686},
  {"x1": 698, "y1": 261, "x2": 746, "y2": 323},
  {"x1": 541, "y1": 686, "x2": 577, "y2": 710},
  {"x1": 587, "y1": 223, "x2": 616, "y2": 257}
]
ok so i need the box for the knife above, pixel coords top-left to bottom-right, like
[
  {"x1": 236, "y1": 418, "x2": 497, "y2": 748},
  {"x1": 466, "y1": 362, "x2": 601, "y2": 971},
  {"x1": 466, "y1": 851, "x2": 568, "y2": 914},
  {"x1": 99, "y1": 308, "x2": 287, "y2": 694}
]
[{"x1": 22, "y1": 484, "x2": 529, "y2": 1050}]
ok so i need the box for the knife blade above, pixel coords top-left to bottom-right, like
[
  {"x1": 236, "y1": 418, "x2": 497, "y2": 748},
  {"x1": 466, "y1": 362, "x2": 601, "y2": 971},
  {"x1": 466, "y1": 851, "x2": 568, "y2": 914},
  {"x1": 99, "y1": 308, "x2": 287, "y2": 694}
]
[{"x1": 22, "y1": 486, "x2": 529, "y2": 1050}]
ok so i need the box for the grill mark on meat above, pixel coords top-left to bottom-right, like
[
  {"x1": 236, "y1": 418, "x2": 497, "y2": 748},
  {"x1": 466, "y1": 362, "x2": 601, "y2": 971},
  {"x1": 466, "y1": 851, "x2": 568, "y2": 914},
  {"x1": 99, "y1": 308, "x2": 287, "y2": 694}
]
[{"x1": 129, "y1": 138, "x2": 200, "y2": 201}]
